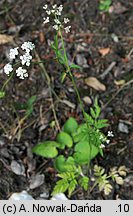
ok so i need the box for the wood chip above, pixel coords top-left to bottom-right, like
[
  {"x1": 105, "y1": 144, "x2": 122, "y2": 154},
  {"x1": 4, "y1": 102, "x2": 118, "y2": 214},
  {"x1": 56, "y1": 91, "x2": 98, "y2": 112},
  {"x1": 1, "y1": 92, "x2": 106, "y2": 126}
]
[
  {"x1": 99, "y1": 47, "x2": 110, "y2": 57},
  {"x1": 0, "y1": 34, "x2": 13, "y2": 45},
  {"x1": 85, "y1": 77, "x2": 106, "y2": 91}
]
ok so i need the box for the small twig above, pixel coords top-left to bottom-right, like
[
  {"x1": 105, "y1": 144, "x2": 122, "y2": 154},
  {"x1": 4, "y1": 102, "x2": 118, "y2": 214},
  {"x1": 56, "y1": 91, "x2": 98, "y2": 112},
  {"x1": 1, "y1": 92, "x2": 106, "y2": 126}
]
[
  {"x1": 103, "y1": 79, "x2": 133, "y2": 109},
  {"x1": 100, "y1": 62, "x2": 116, "y2": 79},
  {"x1": 35, "y1": 51, "x2": 61, "y2": 131}
]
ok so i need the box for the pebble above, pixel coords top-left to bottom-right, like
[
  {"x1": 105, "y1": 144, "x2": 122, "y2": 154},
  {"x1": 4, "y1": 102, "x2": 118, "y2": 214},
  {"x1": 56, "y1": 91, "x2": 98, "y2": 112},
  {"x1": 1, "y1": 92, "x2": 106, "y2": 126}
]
[
  {"x1": 118, "y1": 122, "x2": 129, "y2": 134},
  {"x1": 29, "y1": 174, "x2": 45, "y2": 189},
  {"x1": 9, "y1": 191, "x2": 34, "y2": 200}
]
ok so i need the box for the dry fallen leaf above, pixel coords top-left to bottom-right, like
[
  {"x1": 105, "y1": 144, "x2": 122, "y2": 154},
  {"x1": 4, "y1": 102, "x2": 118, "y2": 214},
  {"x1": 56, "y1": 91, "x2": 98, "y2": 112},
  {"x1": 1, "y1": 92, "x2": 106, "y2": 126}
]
[
  {"x1": 85, "y1": 77, "x2": 106, "y2": 91},
  {"x1": 99, "y1": 47, "x2": 110, "y2": 57},
  {"x1": 114, "y1": 79, "x2": 125, "y2": 86},
  {"x1": 0, "y1": 34, "x2": 13, "y2": 45},
  {"x1": 83, "y1": 96, "x2": 92, "y2": 105}
]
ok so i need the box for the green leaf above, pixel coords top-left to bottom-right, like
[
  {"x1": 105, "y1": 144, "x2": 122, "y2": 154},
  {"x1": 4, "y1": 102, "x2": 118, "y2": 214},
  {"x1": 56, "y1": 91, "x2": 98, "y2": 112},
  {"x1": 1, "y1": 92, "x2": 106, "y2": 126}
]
[
  {"x1": 73, "y1": 141, "x2": 91, "y2": 165},
  {"x1": 99, "y1": 0, "x2": 112, "y2": 11},
  {"x1": 79, "y1": 176, "x2": 89, "y2": 191},
  {"x1": 26, "y1": 95, "x2": 36, "y2": 107},
  {"x1": 68, "y1": 179, "x2": 77, "y2": 197},
  {"x1": 54, "y1": 155, "x2": 75, "y2": 172},
  {"x1": 84, "y1": 112, "x2": 94, "y2": 125},
  {"x1": 72, "y1": 124, "x2": 89, "y2": 143},
  {"x1": 0, "y1": 91, "x2": 5, "y2": 98},
  {"x1": 94, "y1": 119, "x2": 108, "y2": 129},
  {"x1": 90, "y1": 107, "x2": 96, "y2": 119},
  {"x1": 70, "y1": 64, "x2": 81, "y2": 69},
  {"x1": 63, "y1": 117, "x2": 78, "y2": 135},
  {"x1": 99, "y1": 148, "x2": 104, "y2": 157},
  {"x1": 52, "y1": 179, "x2": 69, "y2": 195},
  {"x1": 56, "y1": 131, "x2": 73, "y2": 149},
  {"x1": 90, "y1": 144, "x2": 99, "y2": 159},
  {"x1": 32, "y1": 141, "x2": 60, "y2": 158},
  {"x1": 94, "y1": 98, "x2": 101, "y2": 118},
  {"x1": 54, "y1": 34, "x2": 58, "y2": 49},
  {"x1": 60, "y1": 72, "x2": 67, "y2": 83}
]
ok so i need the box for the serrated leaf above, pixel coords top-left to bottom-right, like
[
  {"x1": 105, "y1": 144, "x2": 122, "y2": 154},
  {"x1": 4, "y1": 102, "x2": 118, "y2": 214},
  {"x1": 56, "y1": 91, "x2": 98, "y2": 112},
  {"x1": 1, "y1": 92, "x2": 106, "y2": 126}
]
[
  {"x1": 84, "y1": 112, "x2": 94, "y2": 125},
  {"x1": 52, "y1": 179, "x2": 69, "y2": 195},
  {"x1": 70, "y1": 64, "x2": 81, "y2": 69},
  {"x1": 56, "y1": 131, "x2": 73, "y2": 149},
  {"x1": 94, "y1": 122, "x2": 108, "y2": 129},
  {"x1": 0, "y1": 91, "x2": 5, "y2": 98},
  {"x1": 32, "y1": 141, "x2": 60, "y2": 158},
  {"x1": 94, "y1": 98, "x2": 101, "y2": 118},
  {"x1": 79, "y1": 176, "x2": 89, "y2": 191},
  {"x1": 63, "y1": 117, "x2": 78, "y2": 135},
  {"x1": 90, "y1": 107, "x2": 96, "y2": 119},
  {"x1": 68, "y1": 180, "x2": 77, "y2": 197}
]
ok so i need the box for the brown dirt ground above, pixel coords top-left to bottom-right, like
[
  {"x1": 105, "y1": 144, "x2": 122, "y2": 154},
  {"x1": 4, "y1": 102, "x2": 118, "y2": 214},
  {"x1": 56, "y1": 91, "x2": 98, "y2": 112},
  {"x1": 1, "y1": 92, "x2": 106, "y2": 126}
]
[{"x1": 0, "y1": 0, "x2": 133, "y2": 199}]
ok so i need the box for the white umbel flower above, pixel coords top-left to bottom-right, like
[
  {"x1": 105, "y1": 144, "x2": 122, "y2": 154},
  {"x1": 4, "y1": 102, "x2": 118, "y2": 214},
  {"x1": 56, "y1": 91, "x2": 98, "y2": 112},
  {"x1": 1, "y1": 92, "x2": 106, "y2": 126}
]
[
  {"x1": 21, "y1": 41, "x2": 35, "y2": 53},
  {"x1": 58, "y1": 5, "x2": 63, "y2": 12},
  {"x1": 43, "y1": 5, "x2": 47, "y2": 10},
  {"x1": 9, "y1": 47, "x2": 19, "y2": 60},
  {"x1": 43, "y1": 17, "x2": 49, "y2": 24},
  {"x1": 100, "y1": 144, "x2": 105, "y2": 149},
  {"x1": 106, "y1": 139, "x2": 110, "y2": 144},
  {"x1": 20, "y1": 53, "x2": 32, "y2": 66},
  {"x1": 54, "y1": 18, "x2": 61, "y2": 25},
  {"x1": 52, "y1": 4, "x2": 57, "y2": 9},
  {"x1": 4, "y1": 63, "x2": 13, "y2": 75},
  {"x1": 46, "y1": 10, "x2": 51, "y2": 15},
  {"x1": 16, "y1": 67, "x2": 28, "y2": 79},
  {"x1": 55, "y1": 10, "x2": 61, "y2": 16},
  {"x1": 107, "y1": 131, "x2": 114, "y2": 137},
  {"x1": 64, "y1": 18, "x2": 70, "y2": 24},
  {"x1": 53, "y1": 25, "x2": 59, "y2": 31},
  {"x1": 64, "y1": 26, "x2": 71, "y2": 33}
]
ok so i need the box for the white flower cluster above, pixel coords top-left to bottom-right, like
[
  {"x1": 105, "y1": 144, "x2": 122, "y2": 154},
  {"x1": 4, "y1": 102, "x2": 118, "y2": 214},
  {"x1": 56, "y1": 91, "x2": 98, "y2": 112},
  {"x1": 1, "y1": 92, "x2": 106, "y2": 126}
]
[
  {"x1": 43, "y1": 4, "x2": 71, "y2": 33},
  {"x1": 3, "y1": 41, "x2": 35, "y2": 79},
  {"x1": 99, "y1": 131, "x2": 114, "y2": 149}
]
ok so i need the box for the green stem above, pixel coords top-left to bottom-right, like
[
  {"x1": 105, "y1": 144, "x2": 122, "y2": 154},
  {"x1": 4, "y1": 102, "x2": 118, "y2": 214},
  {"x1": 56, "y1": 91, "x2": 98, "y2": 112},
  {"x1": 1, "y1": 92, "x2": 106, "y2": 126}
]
[
  {"x1": 1, "y1": 72, "x2": 14, "y2": 91},
  {"x1": 59, "y1": 29, "x2": 87, "y2": 122}
]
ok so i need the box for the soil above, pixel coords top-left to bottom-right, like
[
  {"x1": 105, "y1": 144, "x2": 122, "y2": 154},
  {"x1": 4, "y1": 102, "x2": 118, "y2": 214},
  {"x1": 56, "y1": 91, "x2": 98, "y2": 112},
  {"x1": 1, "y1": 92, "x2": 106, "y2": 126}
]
[{"x1": 0, "y1": 0, "x2": 133, "y2": 200}]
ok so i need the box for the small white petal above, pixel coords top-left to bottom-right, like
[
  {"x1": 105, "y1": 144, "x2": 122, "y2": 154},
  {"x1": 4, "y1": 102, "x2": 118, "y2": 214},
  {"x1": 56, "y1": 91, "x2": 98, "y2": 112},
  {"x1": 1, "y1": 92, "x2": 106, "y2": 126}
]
[
  {"x1": 46, "y1": 10, "x2": 51, "y2": 15},
  {"x1": 58, "y1": 5, "x2": 63, "y2": 12},
  {"x1": 52, "y1": 4, "x2": 57, "y2": 9},
  {"x1": 107, "y1": 131, "x2": 114, "y2": 137},
  {"x1": 53, "y1": 25, "x2": 59, "y2": 31},
  {"x1": 54, "y1": 18, "x2": 61, "y2": 25},
  {"x1": 4, "y1": 63, "x2": 13, "y2": 75},
  {"x1": 100, "y1": 144, "x2": 105, "y2": 149},
  {"x1": 106, "y1": 139, "x2": 110, "y2": 144},
  {"x1": 43, "y1": 5, "x2": 47, "y2": 10},
  {"x1": 9, "y1": 47, "x2": 19, "y2": 60},
  {"x1": 21, "y1": 41, "x2": 35, "y2": 52},
  {"x1": 64, "y1": 26, "x2": 71, "y2": 33},
  {"x1": 16, "y1": 67, "x2": 28, "y2": 79},
  {"x1": 43, "y1": 17, "x2": 49, "y2": 24},
  {"x1": 64, "y1": 18, "x2": 70, "y2": 24}
]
